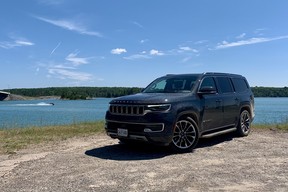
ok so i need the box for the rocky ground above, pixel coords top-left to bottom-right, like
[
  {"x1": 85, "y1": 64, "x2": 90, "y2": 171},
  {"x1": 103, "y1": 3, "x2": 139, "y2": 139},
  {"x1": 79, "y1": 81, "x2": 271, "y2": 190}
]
[{"x1": 0, "y1": 129, "x2": 287, "y2": 192}]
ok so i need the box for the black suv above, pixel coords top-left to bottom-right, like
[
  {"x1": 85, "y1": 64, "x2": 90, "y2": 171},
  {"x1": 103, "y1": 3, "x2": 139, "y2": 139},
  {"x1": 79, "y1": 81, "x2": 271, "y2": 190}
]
[{"x1": 105, "y1": 73, "x2": 255, "y2": 152}]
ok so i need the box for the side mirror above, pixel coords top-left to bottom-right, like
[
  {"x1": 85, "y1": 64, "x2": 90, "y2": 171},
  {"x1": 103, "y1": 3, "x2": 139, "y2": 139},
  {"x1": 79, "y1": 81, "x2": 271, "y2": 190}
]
[{"x1": 198, "y1": 86, "x2": 217, "y2": 95}]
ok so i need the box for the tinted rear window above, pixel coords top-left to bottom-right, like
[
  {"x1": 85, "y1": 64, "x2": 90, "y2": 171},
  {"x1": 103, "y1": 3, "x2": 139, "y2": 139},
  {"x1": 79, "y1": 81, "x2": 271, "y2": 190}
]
[
  {"x1": 232, "y1": 78, "x2": 249, "y2": 92},
  {"x1": 216, "y1": 77, "x2": 234, "y2": 93}
]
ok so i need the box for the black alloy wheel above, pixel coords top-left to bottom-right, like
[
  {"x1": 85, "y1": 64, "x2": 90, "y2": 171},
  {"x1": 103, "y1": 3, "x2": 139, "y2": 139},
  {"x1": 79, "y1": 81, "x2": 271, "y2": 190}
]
[
  {"x1": 237, "y1": 110, "x2": 251, "y2": 136},
  {"x1": 171, "y1": 117, "x2": 199, "y2": 152}
]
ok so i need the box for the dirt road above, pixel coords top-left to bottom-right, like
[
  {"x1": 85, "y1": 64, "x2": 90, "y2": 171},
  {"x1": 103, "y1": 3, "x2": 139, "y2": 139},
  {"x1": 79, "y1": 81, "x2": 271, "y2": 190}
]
[{"x1": 0, "y1": 129, "x2": 287, "y2": 192}]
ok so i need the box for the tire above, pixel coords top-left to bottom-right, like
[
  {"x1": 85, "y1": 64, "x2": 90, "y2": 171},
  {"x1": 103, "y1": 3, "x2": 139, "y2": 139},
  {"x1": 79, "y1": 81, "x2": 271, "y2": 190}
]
[
  {"x1": 237, "y1": 110, "x2": 251, "y2": 137},
  {"x1": 170, "y1": 117, "x2": 199, "y2": 153}
]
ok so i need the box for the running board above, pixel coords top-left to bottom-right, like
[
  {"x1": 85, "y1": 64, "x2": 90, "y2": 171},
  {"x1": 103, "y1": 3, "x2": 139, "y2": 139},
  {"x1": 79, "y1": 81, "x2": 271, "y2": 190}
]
[{"x1": 201, "y1": 127, "x2": 237, "y2": 138}]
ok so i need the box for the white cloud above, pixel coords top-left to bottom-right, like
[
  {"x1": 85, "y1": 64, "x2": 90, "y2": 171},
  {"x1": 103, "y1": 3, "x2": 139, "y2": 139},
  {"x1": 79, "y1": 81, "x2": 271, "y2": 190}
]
[
  {"x1": 236, "y1": 33, "x2": 246, "y2": 39},
  {"x1": 48, "y1": 68, "x2": 93, "y2": 81},
  {"x1": 194, "y1": 40, "x2": 208, "y2": 44},
  {"x1": 15, "y1": 40, "x2": 34, "y2": 46},
  {"x1": 0, "y1": 38, "x2": 34, "y2": 49},
  {"x1": 132, "y1": 21, "x2": 144, "y2": 28},
  {"x1": 123, "y1": 54, "x2": 151, "y2": 60},
  {"x1": 254, "y1": 28, "x2": 266, "y2": 35},
  {"x1": 179, "y1": 46, "x2": 192, "y2": 51},
  {"x1": 215, "y1": 35, "x2": 288, "y2": 49},
  {"x1": 150, "y1": 49, "x2": 164, "y2": 56},
  {"x1": 50, "y1": 41, "x2": 61, "y2": 55},
  {"x1": 34, "y1": 16, "x2": 102, "y2": 37},
  {"x1": 179, "y1": 46, "x2": 199, "y2": 53},
  {"x1": 65, "y1": 52, "x2": 89, "y2": 66},
  {"x1": 181, "y1": 57, "x2": 192, "y2": 63},
  {"x1": 111, "y1": 48, "x2": 127, "y2": 55},
  {"x1": 52, "y1": 64, "x2": 76, "y2": 70},
  {"x1": 140, "y1": 39, "x2": 149, "y2": 44},
  {"x1": 37, "y1": 57, "x2": 93, "y2": 82}
]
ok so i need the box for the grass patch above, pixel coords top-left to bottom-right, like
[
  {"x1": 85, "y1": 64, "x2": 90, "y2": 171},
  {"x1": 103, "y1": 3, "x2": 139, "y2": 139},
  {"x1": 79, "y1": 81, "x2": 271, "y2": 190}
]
[
  {"x1": 253, "y1": 122, "x2": 288, "y2": 131},
  {"x1": 1, "y1": 120, "x2": 287, "y2": 154},
  {"x1": 0, "y1": 121, "x2": 105, "y2": 154}
]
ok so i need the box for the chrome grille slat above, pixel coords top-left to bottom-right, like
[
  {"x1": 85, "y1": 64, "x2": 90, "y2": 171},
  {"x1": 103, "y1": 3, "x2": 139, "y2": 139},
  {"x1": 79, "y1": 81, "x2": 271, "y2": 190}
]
[{"x1": 109, "y1": 105, "x2": 145, "y2": 115}]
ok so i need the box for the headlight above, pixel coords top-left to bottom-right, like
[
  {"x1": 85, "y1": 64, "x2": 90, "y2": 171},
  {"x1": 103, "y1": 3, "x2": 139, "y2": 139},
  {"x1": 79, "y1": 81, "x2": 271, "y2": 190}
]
[{"x1": 145, "y1": 104, "x2": 171, "y2": 112}]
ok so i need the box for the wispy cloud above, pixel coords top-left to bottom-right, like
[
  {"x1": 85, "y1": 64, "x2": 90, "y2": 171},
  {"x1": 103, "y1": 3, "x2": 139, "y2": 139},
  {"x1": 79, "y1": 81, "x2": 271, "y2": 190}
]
[
  {"x1": 123, "y1": 49, "x2": 164, "y2": 60},
  {"x1": 123, "y1": 54, "x2": 151, "y2": 60},
  {"x1": 48, "y1": 68, "x2": 93, "y2": 81},
  {"x1": 38, "y1": 50, "x2": 95, "y2": 82},
  {"x1": 0, "y1": 38, "x2": 34, "y2": 49},
  {"x1": 178, "y1": 46, "x2": 199, "y2": 53},
  {"x1": 215, "y1": 35, "x2": 288, "y2": 49},
  {"x1": 38, "y1": 61, "x2": 93, "y2": 81},
  {"x1": 132, "y1": 21, "x2": 144, "y2": 29},
  {"x1": 254, "y1": 28, "x2": 266, "y2": 35},
  {"x1": 236, "y1": 33, "x2": 246, "y2": 39},
  {"x1": 140, "y1": 39, "x2": 149, "y2": 44},
  {"x1": 34, "y1": 16, "x2": 102, "y2": 37},
  {"x1": 111, "y1": 48, "x2": 127, "y2": 55},
  {"x1": 65, "y1": 52, "x2": 90, "y2": 66},
  {"x1": 181, "y1": 57, "x2": 192, "y2": 63},
  {"x1": 194, "y1": 40, "x2": 208, "y2": 45},
  {"x1": 50, "y1": 41, "x2": 61, "y2": 55}
]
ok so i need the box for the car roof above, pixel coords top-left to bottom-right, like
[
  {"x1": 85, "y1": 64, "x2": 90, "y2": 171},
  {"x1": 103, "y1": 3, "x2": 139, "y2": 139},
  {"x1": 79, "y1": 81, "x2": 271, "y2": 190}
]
[{"x1": 165, "y1": 72, "x2": 244, "y2": 78}]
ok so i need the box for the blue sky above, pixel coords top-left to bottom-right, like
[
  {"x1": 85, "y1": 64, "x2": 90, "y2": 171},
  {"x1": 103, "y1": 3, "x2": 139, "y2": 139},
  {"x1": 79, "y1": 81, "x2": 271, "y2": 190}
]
[{"x1": 1, "y1": 0, "x2": 288, "y2": 89}]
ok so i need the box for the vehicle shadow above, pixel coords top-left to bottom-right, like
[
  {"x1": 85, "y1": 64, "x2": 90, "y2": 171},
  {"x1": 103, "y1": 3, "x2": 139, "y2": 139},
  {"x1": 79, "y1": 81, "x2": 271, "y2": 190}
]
[
  {"x1": 85, "y1": 142, "x2": 172, "y2": 161},
  {"x1": 85, "y1": 132, "x2": 237, "y2": 161},
  {"x1": 197, "y1": 132, "x2": 236, "y2": 149}
]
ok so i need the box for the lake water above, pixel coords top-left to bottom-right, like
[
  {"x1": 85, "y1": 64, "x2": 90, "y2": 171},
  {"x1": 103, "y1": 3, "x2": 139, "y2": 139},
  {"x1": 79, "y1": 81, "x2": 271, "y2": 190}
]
[{"x1": 0, "y1": 97, "x2": 287, "y2": 129}]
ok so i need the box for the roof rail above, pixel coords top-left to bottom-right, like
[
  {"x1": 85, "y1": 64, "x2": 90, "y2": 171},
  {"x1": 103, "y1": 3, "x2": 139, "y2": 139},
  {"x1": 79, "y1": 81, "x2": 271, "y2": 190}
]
[{"x1": 204, "y1": 72, "x2": 241, "y2": 76}]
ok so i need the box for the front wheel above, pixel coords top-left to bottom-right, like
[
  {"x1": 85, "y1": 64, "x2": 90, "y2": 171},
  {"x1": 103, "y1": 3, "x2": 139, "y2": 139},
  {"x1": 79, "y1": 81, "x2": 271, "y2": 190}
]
[
  {"x1": 170, "y1": 117, "x2": 199, "y2": 153},
  {"x1": 237, "y1": 110, "x2": 251, "y2": 137}
]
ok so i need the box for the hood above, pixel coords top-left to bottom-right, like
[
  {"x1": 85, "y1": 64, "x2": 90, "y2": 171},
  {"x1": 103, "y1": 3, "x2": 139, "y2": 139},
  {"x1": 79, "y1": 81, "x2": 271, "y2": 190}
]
[{"x1": 110, "y1": 92, "x2": 193, "y2": 104}]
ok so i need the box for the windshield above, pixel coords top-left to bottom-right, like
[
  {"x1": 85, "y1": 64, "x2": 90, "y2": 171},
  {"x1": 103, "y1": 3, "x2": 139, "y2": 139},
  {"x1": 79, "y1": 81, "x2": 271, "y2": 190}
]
[{"x1": 143, "y1": 75, "x2": 199, "y2": 93}]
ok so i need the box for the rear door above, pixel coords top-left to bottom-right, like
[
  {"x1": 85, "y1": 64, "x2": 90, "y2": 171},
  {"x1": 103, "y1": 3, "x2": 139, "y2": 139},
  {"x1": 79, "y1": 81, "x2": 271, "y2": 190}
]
[{"x1": 215, "y1": 77, "x2": 239, "y2": 126}]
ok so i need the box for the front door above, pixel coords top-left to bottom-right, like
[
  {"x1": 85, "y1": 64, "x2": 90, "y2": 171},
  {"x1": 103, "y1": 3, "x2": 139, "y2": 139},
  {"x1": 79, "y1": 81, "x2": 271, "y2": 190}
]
[{"x1": 199, "y1": 77, "x2": 223, "y2": 130}]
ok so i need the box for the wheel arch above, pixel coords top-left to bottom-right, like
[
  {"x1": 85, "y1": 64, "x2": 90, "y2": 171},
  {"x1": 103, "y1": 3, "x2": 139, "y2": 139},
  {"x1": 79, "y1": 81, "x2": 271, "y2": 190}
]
[
  {"x1": 176, "y1": 111, "x2": 199, "y2": 128},
  {"x1": 240, "y1": 105, "x2": 252, "y2": 115}
]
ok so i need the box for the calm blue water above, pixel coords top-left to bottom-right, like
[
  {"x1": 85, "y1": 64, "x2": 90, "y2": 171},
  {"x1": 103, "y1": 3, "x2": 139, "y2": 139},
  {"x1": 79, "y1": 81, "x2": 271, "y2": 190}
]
[
  {"x1": 0, "y1": 98, "x2": 111, "y2": 129},
  {"x1": 0, "y1": 97, "x2": 287, "y2": 129},
  {"x1": 254, "y1": 97, "x2": 288, "y2": 124}
]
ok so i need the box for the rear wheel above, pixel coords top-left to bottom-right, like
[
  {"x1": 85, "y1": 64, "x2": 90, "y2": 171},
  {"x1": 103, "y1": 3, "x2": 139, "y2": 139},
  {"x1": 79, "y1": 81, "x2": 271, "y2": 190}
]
[
  {"x1": 170, "y1": 117, "x2": 199, "y2": 153},
  {"x1": 237, "y1": 110, "x2": 251, "y2": 136}
]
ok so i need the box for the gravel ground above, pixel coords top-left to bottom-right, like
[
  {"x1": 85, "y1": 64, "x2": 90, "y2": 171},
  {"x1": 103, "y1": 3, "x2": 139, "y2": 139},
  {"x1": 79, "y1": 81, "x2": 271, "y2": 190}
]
[{"x1": 0, "y1": 129, "x2": 287, "y2": 192}]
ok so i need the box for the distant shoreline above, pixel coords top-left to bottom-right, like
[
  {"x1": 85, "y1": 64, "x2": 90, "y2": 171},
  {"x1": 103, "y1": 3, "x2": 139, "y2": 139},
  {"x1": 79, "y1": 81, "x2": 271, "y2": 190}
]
[{"x1": 4, "y1": 94, "x2": 61, "y2": 101}]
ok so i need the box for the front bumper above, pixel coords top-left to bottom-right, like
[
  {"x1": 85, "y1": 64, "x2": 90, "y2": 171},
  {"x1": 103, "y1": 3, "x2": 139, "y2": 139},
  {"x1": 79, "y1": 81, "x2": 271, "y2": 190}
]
[{"x1": 105, "y1": 112, "x2": 175, "y2": 145}]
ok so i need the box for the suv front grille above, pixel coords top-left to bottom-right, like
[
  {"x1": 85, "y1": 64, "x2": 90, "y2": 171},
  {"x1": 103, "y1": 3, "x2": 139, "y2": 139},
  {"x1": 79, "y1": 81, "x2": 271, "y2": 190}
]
[{"x1": 109, "y1": 105, "x2": 145, "y2": 115}]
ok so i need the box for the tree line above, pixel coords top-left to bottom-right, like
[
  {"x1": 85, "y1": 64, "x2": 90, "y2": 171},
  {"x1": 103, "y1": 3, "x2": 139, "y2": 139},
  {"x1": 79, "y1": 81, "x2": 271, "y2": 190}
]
[
  {"x1": 3, "y1": 87, "x2": 142, "y2": 100},
  {"x1": 2, "y1": 86, "x2": 288, "y2": 100},
  {"x1": 251, "y1": 87, "x2": 288, "y2": 97}
]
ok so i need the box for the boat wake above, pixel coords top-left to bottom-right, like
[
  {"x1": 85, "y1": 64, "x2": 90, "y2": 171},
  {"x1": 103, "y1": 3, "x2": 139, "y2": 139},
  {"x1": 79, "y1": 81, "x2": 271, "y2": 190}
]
[{"x1": 15, "y1": 102, "x2": 54, "y2": 106}]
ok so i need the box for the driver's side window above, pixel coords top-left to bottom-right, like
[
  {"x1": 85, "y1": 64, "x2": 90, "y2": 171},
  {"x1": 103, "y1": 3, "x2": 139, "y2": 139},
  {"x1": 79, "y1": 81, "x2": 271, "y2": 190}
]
[{"x1": 200, "y1": 77, "x2": 217, "y2": 91}]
